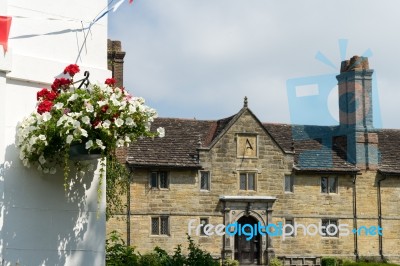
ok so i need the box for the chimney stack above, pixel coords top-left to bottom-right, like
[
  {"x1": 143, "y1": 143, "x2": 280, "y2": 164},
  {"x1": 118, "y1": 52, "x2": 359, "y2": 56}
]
[{"x1": 336, "y1": 56, "x2": 379, "y2": 170}]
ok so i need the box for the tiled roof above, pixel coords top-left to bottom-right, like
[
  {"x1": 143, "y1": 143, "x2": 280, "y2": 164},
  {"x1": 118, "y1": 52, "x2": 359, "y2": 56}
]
[
  {"x1": 126, "y1": 114, "x2": 400, "y2": 174},
  {"x1": 127, "y1": 118, "x2": 214, "y2": 168},
  {"x1": 377, "y1": 129, "x2": 400, "y2": 174},
  {"x1": 264, "y1": 123, "x2": 359, "y2": 172}
]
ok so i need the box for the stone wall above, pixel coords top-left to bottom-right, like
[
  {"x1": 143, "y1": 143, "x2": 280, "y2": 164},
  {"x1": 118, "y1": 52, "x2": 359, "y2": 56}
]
[{"x1": 106, "y1": 109, "x2": 400, "y2": 263}]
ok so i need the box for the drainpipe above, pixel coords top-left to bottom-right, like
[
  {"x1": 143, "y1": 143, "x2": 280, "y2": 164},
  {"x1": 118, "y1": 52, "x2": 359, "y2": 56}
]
[
  {"x1": 377, "y1": 174, "x2": 386, "y2": 260},
  {"x1": 352, "y1": 174, "x2": 359, "y2": 261},
  {"x1": 127, "y1": 168, "x2": 133, "y2": 246}
]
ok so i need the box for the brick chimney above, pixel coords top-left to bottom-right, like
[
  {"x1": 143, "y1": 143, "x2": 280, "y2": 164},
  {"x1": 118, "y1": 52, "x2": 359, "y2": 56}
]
[
  {"x1": 107, "y1": 39, "x2": 127, "y2": 163},
  {"x1": 336, "y1": 56, "x2": 379, "y2": 170},
  {"x1": 107, "y1": 39, "x2": 126, "y2": 88}
]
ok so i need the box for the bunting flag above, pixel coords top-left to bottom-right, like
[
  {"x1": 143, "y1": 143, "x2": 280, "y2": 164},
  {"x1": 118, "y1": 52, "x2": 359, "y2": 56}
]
[
  {"x1": 0, "y1": 16, "x2": 12, "y2": 53},
  {"x1": 129, "y1": 0, "x2": 134, "y2": 3}
]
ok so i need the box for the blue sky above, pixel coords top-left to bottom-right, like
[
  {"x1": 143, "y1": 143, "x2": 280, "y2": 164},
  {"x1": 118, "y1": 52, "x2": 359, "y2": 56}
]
[{"x1": 108, "y1": 1, "x2": 400, "y2": 128}]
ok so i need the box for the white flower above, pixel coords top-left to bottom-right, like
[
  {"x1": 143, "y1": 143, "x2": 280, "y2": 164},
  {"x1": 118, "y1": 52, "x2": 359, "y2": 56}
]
[
  {"x1": 57, "y1": 115, "x2": 68, "y2": 127},
  {"x1": 72, "y1": 120, "x2": 81, "y2": 128},
  {"x1": 125, "y1": 136, "x2": 131, "y2": 143},
  {"x1": 81, "y1": 116, "x2": 90, "y2": 125},
  {"x1": 67, "y1": 93, "x2": 78, "y2": 102},
  {"x1": 80, "y1": 128, "x2": 88, "y2": 138},
  {"x1": 116, "y1": 139, "x2": 124, "y2": 147},
  {"x1": 86, "y1": 103, "x2": 94, "y2": 113},
  {"x1": 96, "y1": 139, "x2": 105, "y2": 150},
  {"x1": 38, "y1": 135, "x2": 46, "y2": 141},
  {"x1": 115, "y1": 118, "x2": 124, "y2": 127},
  {"x1": 102, "y1": 120, "x2": 111, "y2": 129},
  {"x1": 39, "y1": 155, "x2": 46, "y2": 165},
  {"x1": 66, "y1": 135, "x2": 73, "y2": 144},
  {"x1": 111, "y1": 95, "x2": 121, "y2": 107},
  {"x1": 98, "y1": 100, "x2": 108, "y2": 107},
  {"x1": 49, "y1": 167, "x2": 56, "y2": 174},
  {"x1": 85, "y1": 140, "x2": 93, "y2": 149},
  {"x1": 42, "y1": 112, "x2": 51, "y2": 122},
  {"x1": 125, "y1": 117, "x2": 135, "y2": 126},
  {"x1": 157, "y1": 127, "x2": 165, "y2": 138},
  {"x1": 54, "y1": 102, "x2": 64, "y2": 110},
  {"x1": 43, "y1": 168, "x2": 49, "y2": 174}
]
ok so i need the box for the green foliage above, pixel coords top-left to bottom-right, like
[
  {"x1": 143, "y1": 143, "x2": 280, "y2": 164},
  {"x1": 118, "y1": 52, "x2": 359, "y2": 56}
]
[
  {"x1": 322, "y1": 257, "x2": 337, "y2": 266},
  {"x1": 269, "y1": 258, "x2": 283, "y2": 266},
  {"x1": 223, "y1": 258, "x2": 240, "y2": 266},
  {"x1": 106, "y1": 154, "x2": 129, "y2": 220},
  {"x1": 139, "y1": 253, "x2": 162, "y2": 266},
  {"x1": 106, "y1": 233, "x2": 219, "y2": 266},
  {"x1": 186, "y1": 235, "x2": 219, "y2": 266},
  {"x1": 105, "y1": 231, "x2": 139, "y2": 266}
]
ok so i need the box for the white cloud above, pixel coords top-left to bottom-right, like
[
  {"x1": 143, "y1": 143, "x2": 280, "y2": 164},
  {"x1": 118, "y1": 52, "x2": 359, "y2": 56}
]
[{"x1": 109, "y1": 0, "x2": 400, "y2": 128}]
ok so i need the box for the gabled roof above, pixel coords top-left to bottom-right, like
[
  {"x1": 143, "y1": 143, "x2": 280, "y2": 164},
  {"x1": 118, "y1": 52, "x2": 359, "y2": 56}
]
[
  {"x1": 127, "y1": 107, "x2": 286, "y2": 168},
  {"x1": 126, "y1": 111, "x2": 400, "y2": 174}
]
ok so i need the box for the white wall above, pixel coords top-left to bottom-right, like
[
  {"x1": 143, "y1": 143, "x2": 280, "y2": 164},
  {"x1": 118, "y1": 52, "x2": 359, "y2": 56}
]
[{"x1": 0, "y1": 1, "x2": 110, "y2": 265}]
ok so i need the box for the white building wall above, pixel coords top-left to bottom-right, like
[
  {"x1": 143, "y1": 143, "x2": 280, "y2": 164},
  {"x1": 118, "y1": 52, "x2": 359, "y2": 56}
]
[{"x1": 0, "y1": 1, "x2": 110, "y2": 265}]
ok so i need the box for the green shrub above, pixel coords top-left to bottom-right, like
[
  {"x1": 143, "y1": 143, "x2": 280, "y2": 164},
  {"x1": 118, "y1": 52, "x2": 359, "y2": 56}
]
[
  {"x1": 139, "y1": 252, "x2": 163, "y2": 266},
  {"x1": 105, "y1": 231, "x2": 139, "y2": 266},
  {"x1": 106, "y1": 233, "x2": 220, "y2": 266},
  {"x1": 223, "y1": 258, "x2": 240, "y2": 266},
  {"x1": 322, "y1": 257, "x2": 337, "y2": 266},
  {"x1": 270, "y1": 258, "x2": 283, "y2": 266},
  {"x1": 186, "y1": 235, "x2": 219, "y2": 266},
  {"x1": 171, "y1": 245, "x2": 186, "y2": 266}
]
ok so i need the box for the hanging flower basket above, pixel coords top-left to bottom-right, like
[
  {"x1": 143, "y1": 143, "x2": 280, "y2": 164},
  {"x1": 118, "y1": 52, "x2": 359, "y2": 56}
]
[{"x1": 16, "y1": 64, "x2": 165, "y2": 177}]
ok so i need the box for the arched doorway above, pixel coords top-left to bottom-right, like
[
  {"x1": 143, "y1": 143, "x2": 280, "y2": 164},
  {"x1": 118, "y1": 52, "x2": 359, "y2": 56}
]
[{"x1": 234, "y1": 215, "x2": 261, "y2": 265}]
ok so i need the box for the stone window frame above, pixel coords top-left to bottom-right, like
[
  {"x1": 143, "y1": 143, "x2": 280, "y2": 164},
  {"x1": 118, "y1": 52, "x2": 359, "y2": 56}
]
[
  {"x1": 199, "y1": 217, "x2": 209, "y2": 236},
  {"x1": 321, "y1": 176, "x2": 338, "y2": 194},
  {"x1": 150, "y1": 171, "x2": 169, "y2": 190},
  {"x1": 150, "y1": 216, "x2": 170, "y2": 236},
  {"x1": 200, "y1": 171, "x2": 211, "y2": 191},
  {"x1": 321, "y1": 218, "x2": 339, "y2": 237},
  {"x1": 239, "y1": 172, "x2": 257, "y2": 191},
  {"x1": 284, "y1": 217, "x2": 295, "y2": 238},
  {"x1": 284, "y1": 175, "x2": 294, "y2": 193}
]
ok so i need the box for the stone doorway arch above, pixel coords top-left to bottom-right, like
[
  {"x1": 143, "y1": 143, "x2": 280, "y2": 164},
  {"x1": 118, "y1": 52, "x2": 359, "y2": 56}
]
[{"x1": 220, "y1": 196, "x2": 276, "y2": 265}]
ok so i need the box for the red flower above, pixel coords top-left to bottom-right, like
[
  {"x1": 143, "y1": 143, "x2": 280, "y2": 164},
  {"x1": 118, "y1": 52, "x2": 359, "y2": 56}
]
[
  {"x1": 37, "y1": 89, "x2": 58, "y2": 101},
  {"x1": 46, "y1": 91, "x2": 57, "y2": 101},
  {"x1": 63, "y1": 64, "x2": 80, "y2": 77},
  {"x1": 51, "y1": 78, "x2": 71, "y2": 92},
  {"x1": 37, "y1": 88, "x2": 49, "y2": 100},
  {"x1": 37, "y1": 100, "x2": 53, "y2": 114},
  {"x1": 105, "y1": 78, "x2": 116, "y2": 86},
  {"x1": 92, "y1": 119, "x2": 101, "y2": 128},
  {"x1": 101, "y1": 105, "x2": 109, "y2": 113}
]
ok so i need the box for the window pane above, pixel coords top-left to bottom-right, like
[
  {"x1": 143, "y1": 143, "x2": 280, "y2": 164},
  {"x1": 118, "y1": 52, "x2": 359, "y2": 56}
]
[
  {"x1": 321, "y1": 177, "x2": 328, "y2": 193},
  {"x1": 201, "y1": 172, "x2": 209, "y2": 190},
  {"x1": 329, "y1": 177, "x2": 337, "y2": 193},
  {"x1": 327, "y1": 220, "x2": 338, "y2": 236},
  {"x1": 285, "y1": 219, "x2": 294, "y2": 236},
  {"x1": 151, "y1": 218, "x2": 159, "y2": 235},
  {"x1": 248, "y1": 173, "x2": 255, "y2": 190},
  {"x1": 200, "y1": 218, "x2": 208, "y2": 236},
  {"x1": 321, "y1": 219, "x2": 328, "y2": 235},
  {"x1": 240, "y1": 174, "x2": 246, "y2": 190},
  {"x1": 159, "y1": 172, "x2": 168, "y2": 188},
  {"x1": 285, "y1": 175, "x2": 292, "y2": 192},
  {"x1": 160, "y1": 217, "x2": 169, "y2": 235},
  {"x1": 151, "y1": 172, "x2": 158, "y2": 188}
]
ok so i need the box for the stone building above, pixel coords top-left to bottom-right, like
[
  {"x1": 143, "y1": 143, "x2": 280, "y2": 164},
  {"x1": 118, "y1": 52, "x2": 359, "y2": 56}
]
[{"x1": 107, "y1": 56, "x2": 400, "y2": 265}]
